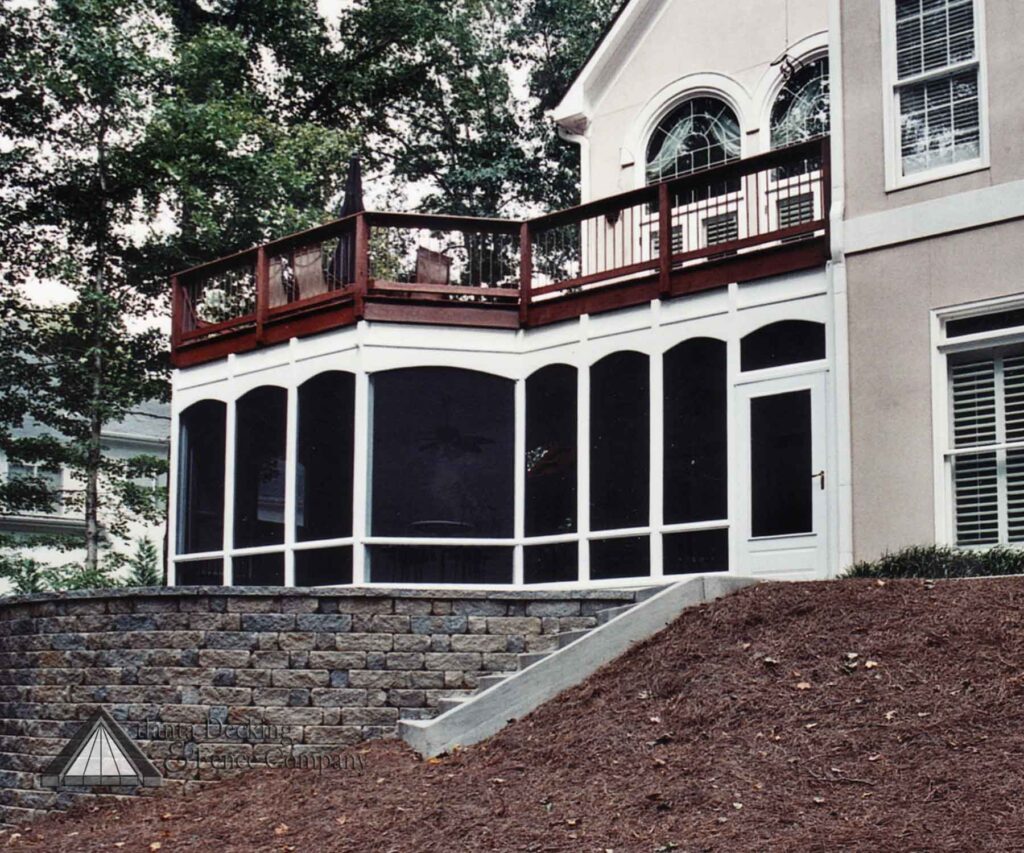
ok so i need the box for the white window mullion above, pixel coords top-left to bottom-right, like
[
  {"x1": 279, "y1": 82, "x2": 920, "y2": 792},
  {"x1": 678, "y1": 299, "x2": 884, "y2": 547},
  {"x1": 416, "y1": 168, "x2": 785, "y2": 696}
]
[{"x1": 994, "y1": 355, "x2": 1008, "y2": 544}]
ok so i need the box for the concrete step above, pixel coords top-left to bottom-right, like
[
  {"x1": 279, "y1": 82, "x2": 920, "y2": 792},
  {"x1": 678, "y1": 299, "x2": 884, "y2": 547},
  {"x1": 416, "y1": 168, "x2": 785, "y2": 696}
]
[
  {"x1": 436, "y1": 693, "x2": 474, "y2": 714},
  {"x1": 399, "y1": 707, "x2": 440, "y2": 722},
  {"x1": 596, "y1": 603, "x2": 635, "y2": 625},
  {"x1": 555, "y1": 629, "x2": 590, "y2": 649},
  {"x1": 517, "y1": 651, "x2": 551, "y2": 670},
  {"x1": 474, "y1": 673, "x2": 513, "y2": 693}
]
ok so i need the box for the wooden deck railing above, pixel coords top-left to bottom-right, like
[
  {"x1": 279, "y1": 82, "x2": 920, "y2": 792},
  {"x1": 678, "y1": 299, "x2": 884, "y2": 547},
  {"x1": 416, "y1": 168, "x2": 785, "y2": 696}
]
[{"x1": 172, "y1": 137, "x2": 830, "y2": 367}]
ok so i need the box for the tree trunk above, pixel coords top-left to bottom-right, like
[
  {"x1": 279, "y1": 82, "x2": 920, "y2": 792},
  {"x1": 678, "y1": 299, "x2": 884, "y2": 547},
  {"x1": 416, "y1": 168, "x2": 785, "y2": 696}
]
[{"x1": 84, "y1": 121, "x2": 109, "y2": 575}]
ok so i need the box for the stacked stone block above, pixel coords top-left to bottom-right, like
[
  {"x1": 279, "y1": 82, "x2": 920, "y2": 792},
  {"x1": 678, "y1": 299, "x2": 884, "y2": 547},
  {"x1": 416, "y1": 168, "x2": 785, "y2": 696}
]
[{"x1": 0, "y1": 586, "x2": 640, "y2": 824}]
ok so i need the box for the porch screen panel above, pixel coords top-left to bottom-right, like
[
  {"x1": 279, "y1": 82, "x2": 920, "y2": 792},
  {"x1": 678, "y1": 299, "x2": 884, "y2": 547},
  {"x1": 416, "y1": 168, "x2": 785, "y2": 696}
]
[
  {"x1": 525, "y1": 365, "x2": 577, "y2": 537},
  {"x1": 297, "y1": 371, "x2": 355, "y2": 542},
  {"x1": 177, "y1": 400, "x2": 226, "y2": 554},
  {"x1": 750, "y1": 390, "x2": 813, "y2": 538},
  {"x1": 234, "y1": 386, "x2": 287, "y2": 548},
  {"x1": 664, "y1": 338, "x2": 727, "y2": 523},
  {"x1": 590, "y1": 352, "x2": 649, "y2": 531},
  {"x1": 371, "y1": 367, "x2": 514, "y2": 539}
]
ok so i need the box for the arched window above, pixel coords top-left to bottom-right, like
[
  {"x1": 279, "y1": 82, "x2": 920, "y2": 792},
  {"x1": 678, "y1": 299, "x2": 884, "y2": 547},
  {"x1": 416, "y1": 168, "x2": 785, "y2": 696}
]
[
  {"x1": 770, "y1": 57, "x2": 830, "y2": 149},
  {"x1": 645, "y1": 97, "x2": 742, "y2": 184},
  {"x1": 741, "y1": 320, "x2": 826, "y2": 372}
]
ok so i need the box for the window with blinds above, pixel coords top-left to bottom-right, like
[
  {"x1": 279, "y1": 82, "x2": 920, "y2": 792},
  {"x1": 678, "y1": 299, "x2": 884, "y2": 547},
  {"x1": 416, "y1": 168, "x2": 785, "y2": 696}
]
[
  {"x1": 949, "y1": 353, "x2": 1024, "y2": 546},
  {"x1": 893, "y1": 0, "x2": 982, "y2": 177}
]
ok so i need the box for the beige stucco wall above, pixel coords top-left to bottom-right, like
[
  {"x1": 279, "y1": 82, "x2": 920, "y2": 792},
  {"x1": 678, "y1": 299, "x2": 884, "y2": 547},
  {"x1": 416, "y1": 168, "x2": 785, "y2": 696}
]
[
  {"x1": 848, "y1": 220, "x2": 1024, "y2": 561},
  {"x1": 583, "y1": 0, "x2": 827, "y2": 201},
  {"x1": 841, "y1": 0, "x2": 1024, "y2": 219}
]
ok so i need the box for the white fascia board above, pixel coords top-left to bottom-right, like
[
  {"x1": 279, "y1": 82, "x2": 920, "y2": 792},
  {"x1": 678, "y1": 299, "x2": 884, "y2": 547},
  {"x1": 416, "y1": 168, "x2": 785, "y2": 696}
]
[{"x1": 551, "y1": 0, "x2": 665, "y2": 127}]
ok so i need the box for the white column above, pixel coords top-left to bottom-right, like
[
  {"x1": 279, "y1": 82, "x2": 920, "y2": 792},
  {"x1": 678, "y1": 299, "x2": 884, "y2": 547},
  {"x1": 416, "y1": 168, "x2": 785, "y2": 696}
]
[
  {"x1": 650, "y1": 303, "x2": 664, "y2": 578},
  {"x1": 283, "y1": 376, "x2": 298, "y2": 587},
  {"x1": 513, "y1": 375, "x2": 526, "y2": 585},
  {"x1": 351, "y1": 334, "x2": 370, "y2": 584},
  {"x1": 166, "y1": 403, "x2": 180, "y2": 587},
  {"x1": 222, "y1": 391, "x2": 237, "y2": 587},
  {"x1": 577, "y1": 316, "x2": 591, "y2": 582}
]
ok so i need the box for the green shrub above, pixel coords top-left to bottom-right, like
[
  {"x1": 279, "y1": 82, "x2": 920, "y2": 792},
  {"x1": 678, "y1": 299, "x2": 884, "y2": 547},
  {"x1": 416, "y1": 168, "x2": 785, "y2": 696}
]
[{"x1": 843, "y1": 544, "x2": 1024, "y2": 580}]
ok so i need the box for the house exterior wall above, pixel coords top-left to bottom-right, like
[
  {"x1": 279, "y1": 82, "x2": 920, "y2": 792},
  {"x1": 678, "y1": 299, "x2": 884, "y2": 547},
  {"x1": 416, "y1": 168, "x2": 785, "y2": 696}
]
[
  {"x1": 840, "y1": 0, "x2": 1024, "y2": 561},
  {"x1": 841, "y1": 0, "x2": 1024, "y2": 220},
  {"x1": 847, "y1": 222, "x2": 1024, "y2": 560},
  {"x1": 574, "y1": 0, "x2": 827, "y2": 200}
]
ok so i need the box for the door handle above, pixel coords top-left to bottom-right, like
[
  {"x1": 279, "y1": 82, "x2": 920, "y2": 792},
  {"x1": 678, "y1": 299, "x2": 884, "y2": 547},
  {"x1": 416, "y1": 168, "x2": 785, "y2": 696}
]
[{"x1": 812, "y1": 470, "x2": 825, "y2": 490}]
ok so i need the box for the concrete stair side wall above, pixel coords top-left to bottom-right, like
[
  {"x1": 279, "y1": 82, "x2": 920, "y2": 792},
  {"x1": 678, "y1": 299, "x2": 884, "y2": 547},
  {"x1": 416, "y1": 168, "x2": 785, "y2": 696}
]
[{"x1": 400, "y1": 576, "x2": 758, "y2": 758}]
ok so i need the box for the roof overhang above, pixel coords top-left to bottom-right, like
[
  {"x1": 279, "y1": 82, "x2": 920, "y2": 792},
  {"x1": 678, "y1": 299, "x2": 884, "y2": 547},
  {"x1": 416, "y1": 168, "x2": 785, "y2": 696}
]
[{"x1": 550, "y1": 0, "x2": 670, "y2": 131}]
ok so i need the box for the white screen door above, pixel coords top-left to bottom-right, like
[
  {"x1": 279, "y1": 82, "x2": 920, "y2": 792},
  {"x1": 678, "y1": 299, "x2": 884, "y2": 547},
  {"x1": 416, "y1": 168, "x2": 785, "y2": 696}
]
[{"x1": 736, "y1": 371, "x2": 828, "y2": 576}]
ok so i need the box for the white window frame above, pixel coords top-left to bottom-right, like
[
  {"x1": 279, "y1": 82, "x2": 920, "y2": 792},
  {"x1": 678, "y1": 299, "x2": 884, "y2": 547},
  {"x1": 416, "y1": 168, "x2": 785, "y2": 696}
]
[
  {"x1": 880, "y1": 0, "x2": 990, "y2": 192},
  {"x1": 932, "y1": 294, "x2": 1024, "y2": 547}
]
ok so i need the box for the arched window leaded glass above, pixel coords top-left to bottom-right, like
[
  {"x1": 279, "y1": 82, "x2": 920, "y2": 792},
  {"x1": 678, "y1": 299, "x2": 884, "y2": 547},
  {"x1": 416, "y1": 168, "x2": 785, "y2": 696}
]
[
  {"x1": 645, "y1": 97, "x2": 741, "y2": 184},
  {"x1": 770, "y1": 57, "x2": 830, "y2": 149}
]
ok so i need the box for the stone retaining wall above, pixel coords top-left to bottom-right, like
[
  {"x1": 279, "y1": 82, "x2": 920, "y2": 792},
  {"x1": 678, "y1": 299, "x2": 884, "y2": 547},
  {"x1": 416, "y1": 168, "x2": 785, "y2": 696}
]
[{"x1": 0, "y1": 585, "x2": 641, "y2": 825}]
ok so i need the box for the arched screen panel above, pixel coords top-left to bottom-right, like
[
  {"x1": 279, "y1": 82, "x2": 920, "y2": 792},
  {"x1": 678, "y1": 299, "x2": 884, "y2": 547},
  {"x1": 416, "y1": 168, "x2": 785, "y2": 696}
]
[
  {"x1": 526, "y1": 365, "x2": 577, "y2": 537},
  {"x1": 664, "y1": 338, "x2": 728, "y2": 524},
  {"x1": 177, "y1": 399, "x2": 226, "y2": 555},
  {"x1": 741, "y1": 320, "x2": 825, "y2": 372},
  {"x1": 590, "y1": 352, "x2": 650, "y2": 532},
  {"x1": 297, "y1": 371, "x2": 355, "y2": 543},
  {"x1": 234, "y1": 386, "x2": 288, "y2": 549}
]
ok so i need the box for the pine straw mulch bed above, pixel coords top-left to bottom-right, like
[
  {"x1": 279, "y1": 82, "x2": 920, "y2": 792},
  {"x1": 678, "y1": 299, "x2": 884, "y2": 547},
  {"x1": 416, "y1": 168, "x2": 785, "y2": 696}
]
[{"x1": 11, "y1": 577, "x2": 1024, "y2": 852}]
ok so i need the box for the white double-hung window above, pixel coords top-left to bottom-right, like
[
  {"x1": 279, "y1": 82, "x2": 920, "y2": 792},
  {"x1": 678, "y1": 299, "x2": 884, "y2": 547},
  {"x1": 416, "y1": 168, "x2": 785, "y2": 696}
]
[
  {"x1": 938, "y1": 303, "x2": 1024, "y2": 547},
  {"x1": 884, "y1": 0, "x2": 987, "y2": 188}
]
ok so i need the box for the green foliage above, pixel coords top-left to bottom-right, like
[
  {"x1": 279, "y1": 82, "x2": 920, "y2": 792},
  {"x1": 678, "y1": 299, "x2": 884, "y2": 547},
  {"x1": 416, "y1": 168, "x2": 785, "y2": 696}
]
[
  {"x1": 125, "y1": 537, "x2": 163, "y2": 587},
  {"x1": 0, "y1": 551, "x2": 123, "y2": 595},
  {"x1": 843, "y1": 545, "x2": 1024, "y2": 580}
]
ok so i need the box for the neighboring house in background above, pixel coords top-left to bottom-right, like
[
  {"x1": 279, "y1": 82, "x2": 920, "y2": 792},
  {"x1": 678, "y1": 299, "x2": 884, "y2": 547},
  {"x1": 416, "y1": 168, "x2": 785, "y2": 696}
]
[
  {"x1": 0, "y1": 400, "x2": 171, "y2": 573},
  {"x1": 163, "y1": 0, "x2": 1024, "y2": 590}
]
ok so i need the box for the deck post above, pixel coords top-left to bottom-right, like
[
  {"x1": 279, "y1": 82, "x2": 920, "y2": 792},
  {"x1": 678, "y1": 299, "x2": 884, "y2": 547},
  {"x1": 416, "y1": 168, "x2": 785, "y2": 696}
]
[
  {"x1": 170, "y1": 274, "x2": 183, "y2": 366},
  {"x1": 519, "y1": 221, "x2": 532, "y2": 327},
  {"x1": 658, "y1": 182, "x2": 671, "y2": 299},
  {"x1": 355, "y1": 214, "x2": 369, "y2": 320},
  {"x1": 255, "y1": 246, "x2": 269, "y2": 344}
]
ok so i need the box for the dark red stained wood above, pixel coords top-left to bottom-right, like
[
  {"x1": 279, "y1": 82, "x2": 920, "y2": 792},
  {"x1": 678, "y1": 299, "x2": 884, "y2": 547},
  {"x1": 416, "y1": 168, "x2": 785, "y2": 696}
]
[
  {"x1": 355, "y1": 214, "x2": 369, "y2": 319},
  {"x1": 372, "y1": 280, "x2": 519, "y2": 299},
  {"x1": 262, "y1": 302, "x2": 358, "y2": 345},
  {"x1": 658, "y1": 182, "x2": 671, "y2": 299},
  {"x1": 180, "y1": 313, "x2": 257, "y2": 343},
  {"x1": 529, "y1": 259, "x2": 660, "y2": 299},
  {"x1": 266, "y1": 286, "x2": 356, "y2": 317},
  {"x1": 255, "y1": 246, "x2": 269, "y2": 344},
  {"x1": 365, "y1": 211, "x2": 522, "y2": 235},
  {"x1": 363, "y1": 300, "x2": 520, "y2": 329},
  {"x1": 519, "y1": 221, "x2": 532, "y2": 327},
  {"x1": 668, "y1": 236, "x2": 828, "y2": 298},
  {"x1": 170, "y1": 275, "x2": 183, "y2": 351},
  {"x1": 170, "y1": 137, "x2": 831, "y2": 365},
  {"x1": 526, "y1": 273, "x2": 660, "y2": 326},
  {"x1": 173, "y1": 327, "x2": 260, "y2": 368}
]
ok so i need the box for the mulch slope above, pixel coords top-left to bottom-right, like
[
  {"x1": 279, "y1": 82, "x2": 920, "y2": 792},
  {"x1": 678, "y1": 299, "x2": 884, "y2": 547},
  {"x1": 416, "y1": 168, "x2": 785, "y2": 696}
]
[{"x1": 11, "y1": 577, "x2": 1024, "y2": 852}]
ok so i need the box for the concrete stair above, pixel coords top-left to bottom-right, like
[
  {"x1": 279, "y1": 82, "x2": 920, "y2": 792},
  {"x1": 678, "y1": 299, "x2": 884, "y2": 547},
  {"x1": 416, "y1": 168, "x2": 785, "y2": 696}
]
[
  {"x1": 400, "y1": 587, "x2": 665, "y2": 723},
  {"x1": 399, "y1": 575, "x2": 758, "y2": 758}
]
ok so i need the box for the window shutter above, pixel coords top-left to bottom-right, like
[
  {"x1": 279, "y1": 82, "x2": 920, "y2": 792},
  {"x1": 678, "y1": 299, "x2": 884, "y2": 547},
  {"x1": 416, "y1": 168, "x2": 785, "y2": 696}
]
[
  {"x1": 951, "y1": 359, "x2": 999, "y2": 546},
  {"x1": 1003, "y1": 356, "x2": 1024, "y2": 542}
]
